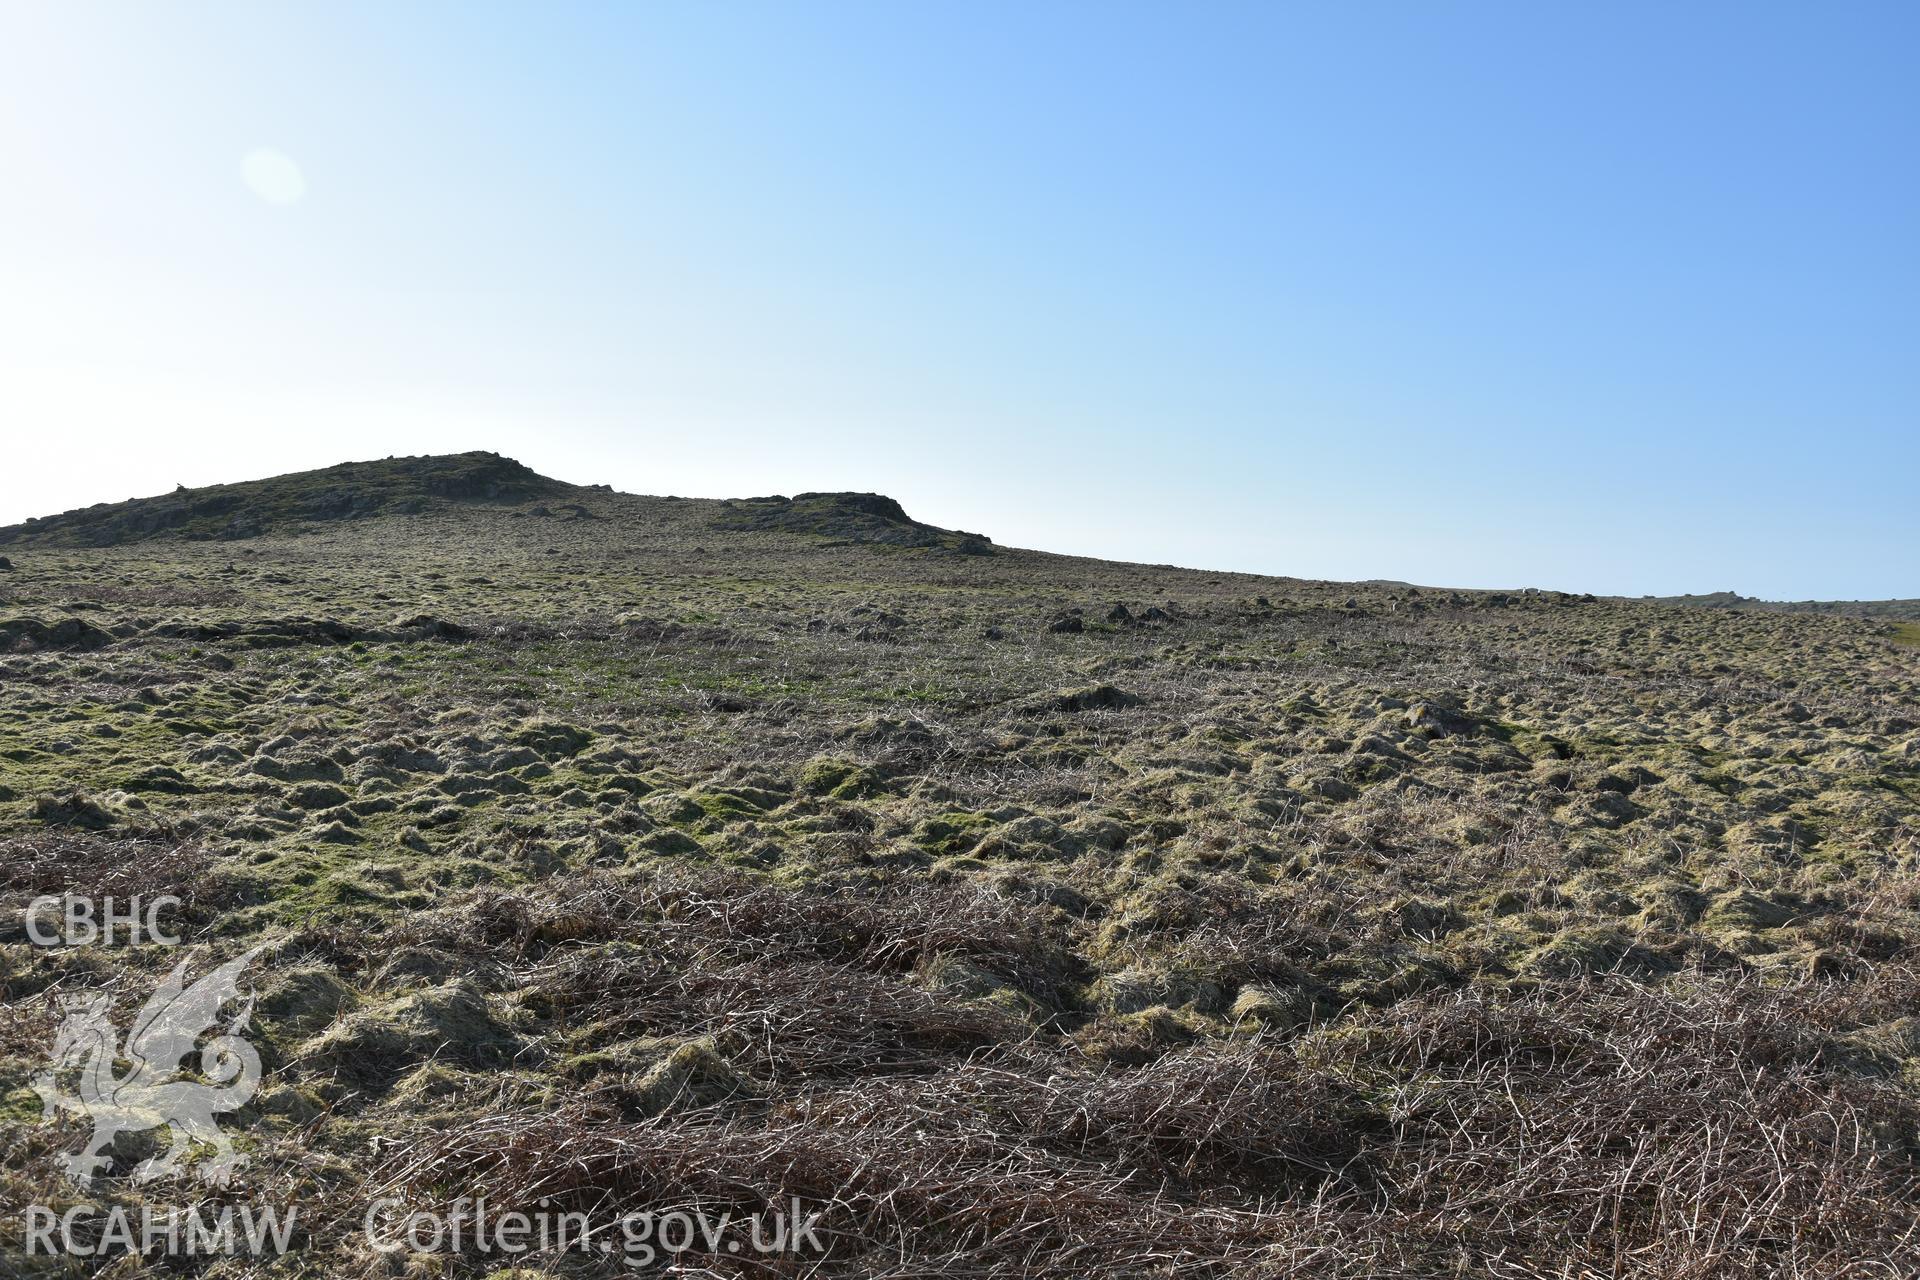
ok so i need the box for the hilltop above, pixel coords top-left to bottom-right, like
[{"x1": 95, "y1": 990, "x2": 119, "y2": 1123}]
[
  {"x1": 0, "y1": 452, "x2": 999, "y2": 559},
  {"x1": 714, "y1": 492, "x2": 994, "y2": 554},
  {"x1": 0, "y1": 452, "x2": 565, "y2": 547},
  {"x1": 1, "y1": 454, "x2": 1917, "y2": 1277}
]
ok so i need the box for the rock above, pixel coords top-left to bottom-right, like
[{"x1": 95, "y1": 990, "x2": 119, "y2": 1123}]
[
  {"x1": 1105, "y1": 603, "x2": 1136, "y2": 626},
  {"x1": 0, "y1": 556, "x2": 12, "y2": 570},
  {"x1": 1045, "y1": 613, "x2": 1084, "y2": 634},
  {"x1": 1406, "y1": 702, "x2": 1477, "y2": 738}
]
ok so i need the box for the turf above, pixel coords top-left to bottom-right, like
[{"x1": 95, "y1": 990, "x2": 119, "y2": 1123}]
[{"x1": 2, "y1": 455, "x2": 1918, "y2": 1277}]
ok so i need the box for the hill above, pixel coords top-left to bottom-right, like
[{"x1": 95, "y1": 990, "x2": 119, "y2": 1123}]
[
  {"x1": 0, "y1": 451, "x2": 566, "y2": 547},
  {"x1": 1, "y1": 454, "x2": 1917, "y2": 1277},
  {"x1": 0, "y1": 452, "x2": 999, "y2": 561},
  {"x1": 1640, "y1": 590, "x2": 1920, "y2": 620}
]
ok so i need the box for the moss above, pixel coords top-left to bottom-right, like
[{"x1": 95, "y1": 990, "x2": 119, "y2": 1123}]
[
  {"x1": 690, "y1": 788, "x2": 766, "y2": 822},
  {"x1": 797, "y1": 755, "x2": 881, "y2": 799},
  {"x1": 911, "y1": 810, "x2": 995, "y2": 854},
  {"x1": 0, "y1": 1086, "x2": 45, "y2": 1123}
]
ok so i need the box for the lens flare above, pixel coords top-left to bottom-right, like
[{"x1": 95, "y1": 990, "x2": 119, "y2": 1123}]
[{"x1": 241, "y1": 148, "x2": 306, "y2": 205}]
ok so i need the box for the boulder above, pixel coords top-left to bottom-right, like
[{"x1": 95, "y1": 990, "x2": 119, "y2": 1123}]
[{"x1": 1406, "y1": 702, "x2": 1477, "y2": 738}]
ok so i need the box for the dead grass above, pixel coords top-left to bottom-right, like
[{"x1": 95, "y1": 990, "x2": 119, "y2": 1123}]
[
  {"x1": 367, "y1": 974, "x2": 1920, "y2": 1277},
  {"x1": 1, "y1": 473, "x2": 1917, "y2": 1275}
]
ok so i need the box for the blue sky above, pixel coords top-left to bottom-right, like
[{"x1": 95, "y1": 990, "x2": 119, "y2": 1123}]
[{"x1": 1, "y1": 2, "x2": 1913, "y2": 597}]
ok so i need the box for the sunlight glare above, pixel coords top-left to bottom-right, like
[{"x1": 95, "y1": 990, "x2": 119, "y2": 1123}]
[{"x1": 241, "y1": 147, "x2": 305, "y2": 205}]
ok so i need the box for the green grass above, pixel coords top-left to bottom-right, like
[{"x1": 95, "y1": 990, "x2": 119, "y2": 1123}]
[{"x1": 5, "y1": 454, "x2": 1919, "y2": 1276}]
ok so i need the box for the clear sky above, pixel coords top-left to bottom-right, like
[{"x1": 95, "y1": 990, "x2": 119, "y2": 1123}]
[{"x1": 2, "y1": 3, "x2": 1913, "y2": 598}]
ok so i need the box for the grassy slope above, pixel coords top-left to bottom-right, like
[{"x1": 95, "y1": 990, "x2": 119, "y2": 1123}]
[
  {"x1": 0, "y1": 451, "x2": 568, "y2": 547},
  {"x1": 1, "y1": 459, "x2": 1918, "y2": 1277},
  {"x1": 1643, "y1": 590, "x2": 1920, "y2": 620}
]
